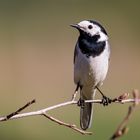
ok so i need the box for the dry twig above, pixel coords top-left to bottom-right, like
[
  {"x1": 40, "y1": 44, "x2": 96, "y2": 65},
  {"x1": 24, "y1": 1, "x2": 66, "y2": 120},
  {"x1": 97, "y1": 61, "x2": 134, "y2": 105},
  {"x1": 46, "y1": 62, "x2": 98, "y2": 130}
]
[
  {"x1": 2, "y1": 99, "x2": 35, "y2": 121},
  {"x1": 43, "y1": 113, "x2": 92, "y2": 135},
  {"x1": 0, "y1": 90, "x2": 139, "y2": 137},
  {"x1": 111, "y1": 90, "x2": 140, "y2": 139}
]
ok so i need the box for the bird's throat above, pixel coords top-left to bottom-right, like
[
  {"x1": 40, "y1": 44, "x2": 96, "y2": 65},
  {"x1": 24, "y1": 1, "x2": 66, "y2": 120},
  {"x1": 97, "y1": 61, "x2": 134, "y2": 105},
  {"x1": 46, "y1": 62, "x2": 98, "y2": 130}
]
[{"x1": 78, "y1": 36, "x2": 106, "y2": 58}]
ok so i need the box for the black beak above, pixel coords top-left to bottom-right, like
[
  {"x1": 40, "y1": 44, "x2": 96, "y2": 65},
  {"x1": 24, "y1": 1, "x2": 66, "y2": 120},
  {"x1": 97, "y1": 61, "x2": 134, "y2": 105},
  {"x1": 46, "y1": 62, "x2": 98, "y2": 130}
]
[{"x1": 70, "y1": 24, "x2": 80, "y2": 29}]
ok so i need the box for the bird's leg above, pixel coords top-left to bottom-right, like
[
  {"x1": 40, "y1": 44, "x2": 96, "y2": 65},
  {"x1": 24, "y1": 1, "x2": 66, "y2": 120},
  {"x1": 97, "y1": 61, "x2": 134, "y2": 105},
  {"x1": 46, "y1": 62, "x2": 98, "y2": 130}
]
[
  {"x1": 96, "y1": 86, "x2": 112, "y2": 106},
  {"x1": 71, "y1": 84, "x2": 80, "y2": 101},
  {"x1": 77, "y1": 98, "x2": 85, "y2": 109},
  {"x1": 76, "y1": 85, "x2": 85, "y2": 108}
]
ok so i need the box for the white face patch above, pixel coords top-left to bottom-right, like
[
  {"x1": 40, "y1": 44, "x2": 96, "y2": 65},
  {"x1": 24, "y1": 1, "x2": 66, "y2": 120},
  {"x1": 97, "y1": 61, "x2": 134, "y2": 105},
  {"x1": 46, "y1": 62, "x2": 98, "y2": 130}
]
[{"x1": 78, "y1": 20, "x2": 108, "y2": 42}]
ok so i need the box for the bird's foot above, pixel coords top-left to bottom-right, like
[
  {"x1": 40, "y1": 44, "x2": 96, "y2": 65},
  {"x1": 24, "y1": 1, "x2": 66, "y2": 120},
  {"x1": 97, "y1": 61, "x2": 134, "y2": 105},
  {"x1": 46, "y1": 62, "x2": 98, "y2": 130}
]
[
  {"x1": 101, "y1": 95, "x2": 112, "y2": 106},
  {"x1": 77, "y1": 98, "x2": 85, "y2": 109},
  {"x1": 96, "y1": 86, "x2": 112, "y2": 106}
]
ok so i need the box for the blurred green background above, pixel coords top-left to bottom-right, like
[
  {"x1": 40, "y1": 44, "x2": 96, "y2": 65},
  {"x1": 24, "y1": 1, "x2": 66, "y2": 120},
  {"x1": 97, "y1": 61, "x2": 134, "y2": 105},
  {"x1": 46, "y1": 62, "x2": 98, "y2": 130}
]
[{"x1": 0, "y1": 0, "x2": 140, "y2": 140}]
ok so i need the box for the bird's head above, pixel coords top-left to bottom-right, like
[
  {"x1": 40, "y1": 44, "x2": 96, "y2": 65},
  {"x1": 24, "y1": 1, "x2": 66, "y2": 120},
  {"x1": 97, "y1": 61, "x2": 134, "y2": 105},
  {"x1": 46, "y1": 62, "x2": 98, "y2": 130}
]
[{"x1": 71, "y1": 20, "x2": 108, "y2": 42}]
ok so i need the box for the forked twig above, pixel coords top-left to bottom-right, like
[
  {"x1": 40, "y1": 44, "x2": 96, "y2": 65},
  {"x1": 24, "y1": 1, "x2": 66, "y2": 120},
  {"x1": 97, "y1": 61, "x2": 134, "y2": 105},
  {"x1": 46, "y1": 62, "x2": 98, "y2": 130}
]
[
  {"x1": 1, "y1": 99, "x2": 36, "y2": 121},
  {"x1": 43, "y1": 113, "x2": 92, "y2": 135},
  {"x1": 110, "y1": 90, "x2": 139, "y2": 139},
  {"x1": 0, "y1": 90, "x2": 139, "y2": 137}
]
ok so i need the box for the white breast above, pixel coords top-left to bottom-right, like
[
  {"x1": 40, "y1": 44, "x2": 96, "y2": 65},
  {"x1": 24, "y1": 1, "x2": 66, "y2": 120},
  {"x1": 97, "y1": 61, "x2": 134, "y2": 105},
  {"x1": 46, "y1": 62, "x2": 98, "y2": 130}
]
[{"x1": 74, "y1": 41, "x2": 110, "y2": 88}]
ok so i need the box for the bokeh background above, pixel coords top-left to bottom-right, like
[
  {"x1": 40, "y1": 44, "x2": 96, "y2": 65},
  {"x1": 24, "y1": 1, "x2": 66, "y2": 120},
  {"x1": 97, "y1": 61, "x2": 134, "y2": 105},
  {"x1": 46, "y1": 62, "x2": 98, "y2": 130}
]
[{"x1": 0, "y1": 0, "x2": 140, "y2": 140}]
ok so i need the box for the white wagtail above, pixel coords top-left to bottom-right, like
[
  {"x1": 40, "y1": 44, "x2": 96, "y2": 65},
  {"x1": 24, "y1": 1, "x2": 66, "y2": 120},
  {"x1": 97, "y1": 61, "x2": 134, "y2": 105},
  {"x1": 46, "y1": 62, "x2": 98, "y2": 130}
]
[{"x1": 71, "y1": 20, "x2": 111, "y2": 130}]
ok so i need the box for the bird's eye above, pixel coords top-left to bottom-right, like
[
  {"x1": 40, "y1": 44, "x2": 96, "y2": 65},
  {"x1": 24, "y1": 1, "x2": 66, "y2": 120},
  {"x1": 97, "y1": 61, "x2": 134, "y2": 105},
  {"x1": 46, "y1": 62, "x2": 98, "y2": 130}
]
[{"x1": 88, "y1": 25, "x2": 93, "y2": 29}]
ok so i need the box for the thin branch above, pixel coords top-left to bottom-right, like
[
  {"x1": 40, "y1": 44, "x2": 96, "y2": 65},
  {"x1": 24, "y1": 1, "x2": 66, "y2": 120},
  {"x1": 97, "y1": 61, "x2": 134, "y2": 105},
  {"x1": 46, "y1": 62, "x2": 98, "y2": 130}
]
[
  {"x1": 43, "y1": 113, "x2": 92, "y2": 135},
  {"x1": 110, "y1": 90, "x2": 140, "y2": 140},
  {"x1": 0, "y1": 91, "x2": 139, "y2": 137},
  {"x1": 2, "y1": 99, "x2": 36, "y2": 121},
  {"x1": 0, "y1": 96, "x2": 139, "y2": 122},
  {"x1": 0, "y1": 96, "x2": 140, "y2": 121}
]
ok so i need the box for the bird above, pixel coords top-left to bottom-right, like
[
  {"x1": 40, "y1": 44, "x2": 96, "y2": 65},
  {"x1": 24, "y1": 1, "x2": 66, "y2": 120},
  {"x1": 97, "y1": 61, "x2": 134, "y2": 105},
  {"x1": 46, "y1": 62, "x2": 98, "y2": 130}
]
[{"x1": 70, "y1": 20, "x2": 111, "y2": 130}]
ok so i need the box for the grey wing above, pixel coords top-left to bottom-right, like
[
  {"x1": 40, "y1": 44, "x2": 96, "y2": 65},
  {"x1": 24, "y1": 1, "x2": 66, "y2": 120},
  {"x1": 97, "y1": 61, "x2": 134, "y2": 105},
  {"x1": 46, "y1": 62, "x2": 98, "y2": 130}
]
[{"x1": 73, "y1": 42, "x2": 78, "y2": 64}]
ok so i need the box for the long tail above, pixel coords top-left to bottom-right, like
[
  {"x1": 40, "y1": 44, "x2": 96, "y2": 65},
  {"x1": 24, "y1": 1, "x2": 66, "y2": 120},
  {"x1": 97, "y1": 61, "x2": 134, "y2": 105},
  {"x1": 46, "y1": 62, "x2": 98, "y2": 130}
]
[
  {"x1": 80, "y1": 102, "x2": 93, "y2": 130},
  {"x1": 80, "y1": 89, "x2": 95, "y2": 130}
]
